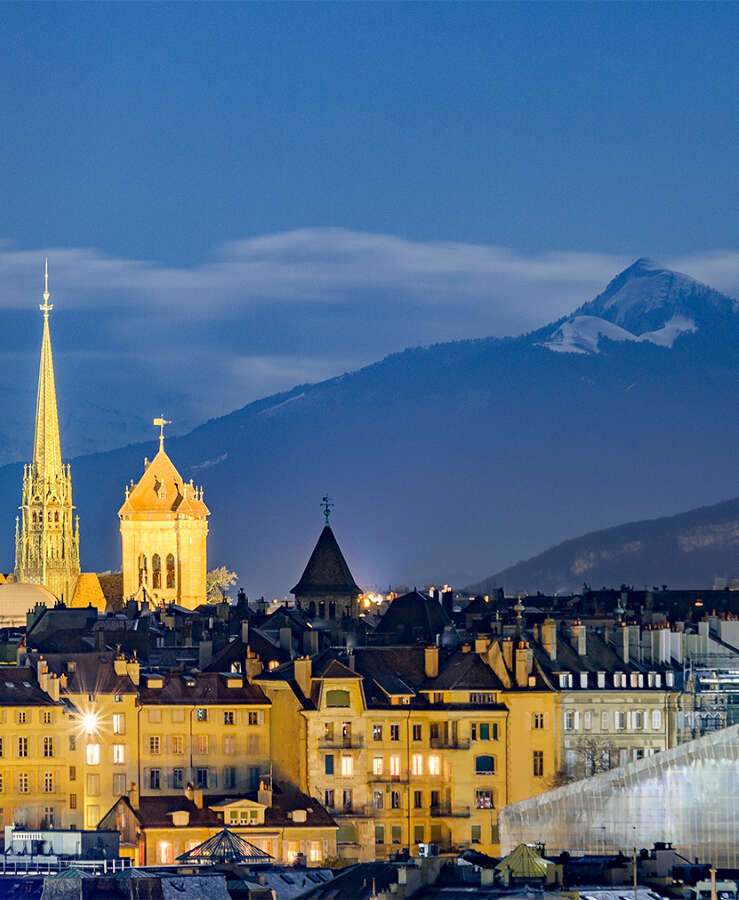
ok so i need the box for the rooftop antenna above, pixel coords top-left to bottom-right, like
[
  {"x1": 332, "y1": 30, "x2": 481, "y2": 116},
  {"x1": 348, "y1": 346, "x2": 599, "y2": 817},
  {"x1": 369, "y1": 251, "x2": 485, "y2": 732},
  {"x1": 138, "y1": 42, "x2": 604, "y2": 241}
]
[
  {"x1": 153, "y1": 415, "x2": 172, "y2": 452},
  {"x1": 321, "y1": 495, "x2": 334, "y2": 526}
]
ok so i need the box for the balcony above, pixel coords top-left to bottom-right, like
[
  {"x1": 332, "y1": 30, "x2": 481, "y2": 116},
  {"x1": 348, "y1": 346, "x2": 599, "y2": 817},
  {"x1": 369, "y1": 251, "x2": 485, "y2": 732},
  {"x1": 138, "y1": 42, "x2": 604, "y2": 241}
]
[
  {"x1": 367, "y1": 773, "x2": 408, "y2": 784},
  {"x1": 330, "y1": 804, "x2": 376, "y2": 819},
  {"x1": 317, "y1": 736, "x2": 364, "y2": 750},
  {"x1": 429, "y1": 738, "x2": 471, "y2": 750},
  {"x1": 430, "y1": 804, "x2": 471, "y2": 818}
]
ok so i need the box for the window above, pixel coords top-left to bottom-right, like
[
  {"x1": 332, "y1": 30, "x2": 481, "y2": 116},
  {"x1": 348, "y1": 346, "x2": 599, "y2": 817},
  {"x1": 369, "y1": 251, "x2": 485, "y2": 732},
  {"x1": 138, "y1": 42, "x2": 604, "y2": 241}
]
[
  {"x1": 336, "y1": 825, "x2": 356, "y2": 844},
  {"x1": 390, "y1": 755, "x2": 400, "y2": 777},
  {"x1": 652, "y1": 709, "x2": 662, "y2": 729},
  {"x1": 479, "y1": 723, "x2": 490, "y2": 740},
  {"x1": 372, "y1": 724, "x2": 383, "y2": 741},
  {"x1": 223, "y1": 767, "x2": 236, "y2": 789},
  {"x1": 224, "y1": 735, "x2": 235, "y2": 755},
  {"x1": 157, "y1": 841, "x2": 174, "y2": 865},
  {"x1": 340, "y1": 755, "x2": 353, "y2": 777},
  {"x1": 149, "y1": 736, "x2": 160, "y2": 755},
  {"x1": 113, "y1": 774, "x2": 127, "y2": 795},
  {"x1": 597, "y1": 671, "x2": 606, "y2": 688},
  {"x1": 324, "y1": 754, "x2": 334, "y2": 775},
  {"x1": 247, "y1": 734, "x2": 260, "y2": 754},
  {"x1": 172, "y1": 768, "x2": 184, "y2": 789},
  {"x1": 414, "y1": 825, "x2": 424, "y2": 843},
  {"x1": 17, "y1": 736, "x2": 28, "y2": 758},
  {"x1": 390, "y1": 724, "x2": 399, "y2": 741},
  {"x1": 196, "y1": 768, "x2": 208, "y2": 789},
  {"x1": 43, "y1": 737, "x2": 54, "y2": 758},
  {"x1": 375, "y1": 824, "x2": 385, "y2": 845},
  {"x1": 413, "y1": 790, "x2": 423, "y2": 809},
  {"x1": 18, "y1": 772, "x2": 29, "y2": 793},
  {"x1": 411, "y1": 753, "x2": 423, "y2": 776},
  {"x1": 471, "y1": 824, "x2": 482, "y2": 844},
  {"x1": 615, "y1": 711, "x2": 625, "y2": 730},
  {"x1": 172, "y1": 735, "x2": 184, "y2": 754},
  {"x1": 149, "y1": 769, "x2": 161, "y2": 790},
  {"x1": 429, "y1": 755, "x2": 441, "y2": 776},
  {"x1": 533, "y1": 713, "x2": 544, "y2": 729},
  {"x1": 475, "y1": 789, "x2": 494, "y2": 809},
  {"x1": 324, "y1": 722, "x2": 334, "y2": 741},
  {"x1": 42, "y1": 711, "x2": 53, "y2": 725},
  {"x1": 326, "y1": 690, "x2": 350, "y2": 708},
  {"x1": 43, "y1": 772, "x2": 54, "y2": 793},
  {"x1": 196, "y1": 735, "x2": 208, "y2": 754},
  {"x1": 166, "y1": 553, "x2": 175, "y2": 589},
  {"x1": 391, "y1": 825, "x2": 401, "y2": 845},
  {"x1": 373, "y1": 790, "x2": 384, "y2": 810},
  {"x1": 324, "y1": 789, "x2": 334, "y2": 808},
  {"x1": 148, "y1": 708, "x2": 162, "y2": 723},
  {"x1": 196, "y1": 708, "x2": 208, "y2": 722},
  {"x1": 564, "y1": 711, "x2": 575, "y2": 730},
  {"x1": 224, "y1": 711, "x2": 234, "y2": 725},
  {"x1": 412, "y1": 724, "x2": 422, "y2": 741},
  {"x1": 69, "y1": 735, "x2": 76, "y2": 751},
  {"x1": 152, "y1": 554, "x2": 162, "y2": 589},
  {"x1": 372, "y1": 756, "x2": 383, "y2": 776},
  {"x1": 475, "y1": 755, "x2": 495, "y2": 775},
  {"x1": 69, "y1": 793, "x2": 77, "y2": 809},
  {"x1": 86, "y1": 806, "x2": 100, "y2": 829},
  {"x1": 342, "y1": 789, "x2": 352, "y2": 811},
  {"x1": 113, "y1": 713, "x2": 125, "y2": 735},
  {"x1": 171, "y1": 708, "x2": 184, "y2": 722},
  {"x1": 0, "y1": 737, "x2": 3, "y2": 757},
  {"x1": 113, "y1": 744, "x2": 125, "y2": 764},
  {"x1": 248, "y1": 711, "x2": 261, "y2": 726},
  {"x1": 601, "y1": 711, "x2": 610, "y2": 730},
  {"x1": 69, "y1": 766, "x2": 76, "y2": 782},
  {"x1": 391, "y1": 790, "x2": 400, "y2": 809},
  {"x1": 633, "y1": 711, "x2": 644, "y2": 729},
  {"x1": 470, "y1": 692, "x2": 497, "y2": 704},
  {"x1": 87, "y1": 774, "x2": 100, "y2": 796},
  {"x1": 533, "y1": 750, "x2": 544, "y2": 777},
  {"x1": 580, "y1": 672, "x2": 589, "y2": 688}
]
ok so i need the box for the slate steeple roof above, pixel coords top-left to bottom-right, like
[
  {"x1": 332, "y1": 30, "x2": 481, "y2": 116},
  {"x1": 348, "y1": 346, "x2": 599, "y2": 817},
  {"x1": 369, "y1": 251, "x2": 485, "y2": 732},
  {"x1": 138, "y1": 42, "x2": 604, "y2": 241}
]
[{"x1": 291, "y1": 525, "x2": 361, "y2": 597}]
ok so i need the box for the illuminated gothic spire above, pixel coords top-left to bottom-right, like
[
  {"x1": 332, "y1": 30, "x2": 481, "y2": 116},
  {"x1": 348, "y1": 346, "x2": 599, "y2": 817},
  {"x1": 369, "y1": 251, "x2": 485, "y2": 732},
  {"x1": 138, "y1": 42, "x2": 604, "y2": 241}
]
[{"x1": 32, "y1": 259, "x2": 63, "y2": 479}]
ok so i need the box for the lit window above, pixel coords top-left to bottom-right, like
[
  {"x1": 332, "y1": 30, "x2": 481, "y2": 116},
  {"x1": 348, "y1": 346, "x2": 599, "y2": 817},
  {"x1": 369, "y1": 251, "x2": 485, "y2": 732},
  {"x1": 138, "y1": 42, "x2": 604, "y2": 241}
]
[
  {"x1": 428, "y1": 755, "x2": 441, "y2": 776},
  {"x1": 196, "y1": 708, "x2": 208, "y2": 722},
  {"x1": 372, "y1": 756, "x2": 383, "y2": 776},
  {"x1": 86, "y1": 744, "x2": 100, "y2": 765},
  {"x1": 475, "y1": 789, "x2": 493, "y2": 809},
  {"x1": 157, "y1": 841, "x2": 174, "y2": 864},
  {"x1": 113, "y1": 744, "x2": 125, "y2": 764},
  {"x1": 390, "y1": 725, "x2": 399, "y2": 741},
  {"x1": 172, "y1": 735, "x2": 184, "y2": 754},
  {"x1": 372, "y1": 724, "x2": 383, "y2": 741},
  {"x1": 113, "y1": 713, "x2": 125, "y2": 735},
  {"x1": 389, "y1": 755, "x2": 400, "y2": 777},
  {"x1": 340, "y1": 755, "x2": 353, "y2": 777},
  {"x1": 411, "y1": 754, "x2": 423, "y2": 776},
  {"x1": 391, "y1": 790, "x2": 400, "y2": 809}
]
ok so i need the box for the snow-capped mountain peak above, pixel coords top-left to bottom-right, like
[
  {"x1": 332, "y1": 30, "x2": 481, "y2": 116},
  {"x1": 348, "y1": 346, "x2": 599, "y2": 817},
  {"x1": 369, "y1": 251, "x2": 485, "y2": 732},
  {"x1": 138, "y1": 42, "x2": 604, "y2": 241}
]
[{"x1": 540, "y1": 314, "x2": 696, "y2": 355}]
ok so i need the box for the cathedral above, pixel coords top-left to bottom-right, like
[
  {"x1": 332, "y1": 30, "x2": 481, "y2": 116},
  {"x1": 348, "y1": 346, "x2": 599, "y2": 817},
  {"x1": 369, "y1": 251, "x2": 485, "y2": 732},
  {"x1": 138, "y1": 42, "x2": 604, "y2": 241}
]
[{"x1": 14, "y1": 263, "x2": 80, "y2": 604}]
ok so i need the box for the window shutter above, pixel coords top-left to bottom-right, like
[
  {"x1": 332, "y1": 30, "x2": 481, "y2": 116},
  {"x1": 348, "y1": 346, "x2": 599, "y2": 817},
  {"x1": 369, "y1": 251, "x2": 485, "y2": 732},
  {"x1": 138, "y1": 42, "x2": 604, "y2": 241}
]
[
  {"x1": 258, "y1": 710, "x2": 265, "y2": 726},
  {"x1": 626, "y1": 711, "x2": 632, "y2": 730},
  {"x1": 209, "y1": 736, "x2": 217, "y2": 753},
  {"x1": 526, "y1": 712, "x2": 532, "y2": 730},
  {"x1": 643, "y1": 711, "x2": 649, "y2": 730},
  {"x1": 574, "y1": 711, "x2": 580, "y2": 730},
  {"x1": 543, "y1": 713, "x2": 550, "y2": 729},
  {"x1": 210, "y1": 768, "x2": 218, "y2": 789}
]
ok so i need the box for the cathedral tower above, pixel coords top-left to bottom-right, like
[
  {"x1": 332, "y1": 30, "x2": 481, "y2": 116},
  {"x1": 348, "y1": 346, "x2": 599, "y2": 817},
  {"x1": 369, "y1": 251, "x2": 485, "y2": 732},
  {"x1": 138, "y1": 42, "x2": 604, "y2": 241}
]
[
  {"x1": 118, "y1": 419, "x2": 209, "y2": 608},
  {"x1": 15, "y1": 262, "x2": 80, "y2": 603}
]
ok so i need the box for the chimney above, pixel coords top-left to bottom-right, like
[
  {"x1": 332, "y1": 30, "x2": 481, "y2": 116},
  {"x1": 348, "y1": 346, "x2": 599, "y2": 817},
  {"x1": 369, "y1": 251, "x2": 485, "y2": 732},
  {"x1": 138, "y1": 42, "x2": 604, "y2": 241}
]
[
  {"x1": 46, "y1": 673, "x2": 60, "y2": 702},
  {"x1": 620, "y1": 622, "x2": 629, "y2": 664},
  {"x1": 461, "y1": 642, "x2": 471, "y2": 654},
  {"x1": 114, "y1": 652, "x2": 127, "y2": 676},
  {"x1": 185, "y1": 782, "x2": 194, "y2": 802},
  {"x1": 128, "y1": 782, "x2": 139, "y2": 810},
  {"x1": 570, "y1": 621, "x2": 587, "y2": 656},
  {"x1": 193, "y1": 788, "x2": 204, "y2": 809},
  {"x1": 126, "y1": 657, "x2": 140, "y2": 686},
  {"x1": 541, "y1": 619, "x2": 557, "y2": 661},
  {"x1": 441, "y1": 590, "x2": 453, "y2": 617},
  {"x1": 198, "y1": 640, "x2": 213, "y2": 670},
  {"x1": 279, "y1": 626, "x2": 293, "y2": 657},
  {"x1": 502, "y1": 637, "x2": 514, "y2": 671},
  {"x1": 241, "y1": 620, "x2": 249, "y2": 645},
  {"x1": 424, "y1": 646, "x2": 439, "y2": 679},
  {"x1": 294, "y1": 657, "x2": 312, "y2": 698},
  {"x1": 258, "y1": 776, "x2": 273, "y2": 808},
  {"x1": 474, "y1": 636, "x2": 489, "y2": 654},
  {"x1": 515, "y1": 641, "x2": 534, "y2": 688}
]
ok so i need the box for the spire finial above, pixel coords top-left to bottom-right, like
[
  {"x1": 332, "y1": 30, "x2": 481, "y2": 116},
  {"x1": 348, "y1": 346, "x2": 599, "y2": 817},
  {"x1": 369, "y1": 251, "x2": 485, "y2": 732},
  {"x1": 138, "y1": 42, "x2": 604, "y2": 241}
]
[
  {"x1": 153, "y1": 415, "x2": 172, "y2": 452},
  {"x1": 321, "y1": 495, "x2": 334, "y2": 526},
  {"x1": 40, "y1": 258, "x2": 53, "y2": 317}
]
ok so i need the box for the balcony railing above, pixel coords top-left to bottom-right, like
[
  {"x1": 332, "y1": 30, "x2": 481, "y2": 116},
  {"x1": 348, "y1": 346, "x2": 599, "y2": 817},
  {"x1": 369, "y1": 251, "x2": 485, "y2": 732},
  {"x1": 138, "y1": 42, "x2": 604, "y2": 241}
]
[
  {"x1": 330, "y1": 804, "x2": 375, "y2": 818},
  {"x1": 367, "y1": 773, "x2": 408, "y2": 784},
  {"x1": 317, "y1": 736, "x2": 364, "y2": 750},
  {"x1": 429, "y1": 737, "x2": 471, "y2": 750},
  {"x1": 430, "y1": 804, "x2": 471, "y2": 818}
]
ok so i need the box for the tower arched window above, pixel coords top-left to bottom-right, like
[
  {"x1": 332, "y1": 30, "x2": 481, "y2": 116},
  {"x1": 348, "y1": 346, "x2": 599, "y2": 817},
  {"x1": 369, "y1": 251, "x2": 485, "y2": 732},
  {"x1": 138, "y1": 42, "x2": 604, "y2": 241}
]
[
  {"x1": 54, "y1": 511, "x2": 59, "y2": 523},
  {"x1": 166, "y1": 554, "x2": 175, "y2": 589},
  {"x1": 152, "y1": 554, "x2": 162, "y2": 589},
  {"x1": 138, "y1": 554, "x2": 147, "y2": 586}
]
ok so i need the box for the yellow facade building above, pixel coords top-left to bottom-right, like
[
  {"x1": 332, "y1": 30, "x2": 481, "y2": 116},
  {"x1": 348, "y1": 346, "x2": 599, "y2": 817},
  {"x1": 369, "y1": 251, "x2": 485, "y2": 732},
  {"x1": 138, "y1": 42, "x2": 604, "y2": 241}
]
[{"x1": 118, "y1": 424, "x2": 209, "y2": 609}]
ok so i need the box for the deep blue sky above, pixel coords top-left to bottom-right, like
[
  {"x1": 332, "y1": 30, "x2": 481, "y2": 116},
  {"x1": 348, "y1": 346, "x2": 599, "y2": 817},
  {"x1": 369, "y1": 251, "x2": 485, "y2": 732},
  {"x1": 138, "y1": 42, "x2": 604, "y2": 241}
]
[
  {"x1": 1, "y1": 2, "x2": 737, "y2": 264},
  {"x1": 0, "y1": 2, "x2": 737, "y2": 465}
]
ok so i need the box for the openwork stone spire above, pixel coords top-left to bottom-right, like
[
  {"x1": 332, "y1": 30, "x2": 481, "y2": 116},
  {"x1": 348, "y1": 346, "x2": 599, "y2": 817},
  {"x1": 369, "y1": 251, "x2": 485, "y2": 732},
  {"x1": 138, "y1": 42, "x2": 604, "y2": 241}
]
[{"x1": 15, "y1": 263, "x2": 80, "y2": 604}]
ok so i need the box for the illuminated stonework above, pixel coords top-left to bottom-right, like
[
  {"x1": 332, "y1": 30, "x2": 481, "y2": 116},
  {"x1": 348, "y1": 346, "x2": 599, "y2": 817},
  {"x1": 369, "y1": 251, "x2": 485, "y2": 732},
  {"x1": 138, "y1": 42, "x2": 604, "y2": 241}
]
[
  {"x1": 14, "y1": 264, "x2": 80, "y2": 604},
  {"x1": 118, "y1": 425, "x2": 209, "y2": 608}
]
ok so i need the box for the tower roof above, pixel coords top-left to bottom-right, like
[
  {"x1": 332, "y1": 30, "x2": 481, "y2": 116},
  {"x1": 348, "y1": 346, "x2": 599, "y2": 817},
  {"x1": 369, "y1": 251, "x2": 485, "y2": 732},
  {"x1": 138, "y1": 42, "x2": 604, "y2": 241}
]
[
  {"x1": 33, "y1": 261, "x2": 63, "y2": 479},
  {"x1": 118, "y1": 447, "x2": 209, "y2": 519},
  {"x1": 291, "y1": 525, "x2": 361, "y2": 597}
]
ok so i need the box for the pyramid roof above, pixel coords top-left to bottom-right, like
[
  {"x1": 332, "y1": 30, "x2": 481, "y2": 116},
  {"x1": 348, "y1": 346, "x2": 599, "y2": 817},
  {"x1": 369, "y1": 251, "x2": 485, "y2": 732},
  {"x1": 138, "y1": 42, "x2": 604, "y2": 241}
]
[
  {"x1": 291, "y1": 526, "x2": 361, "y2": 597},
  {"x1": 176, "y1": 828, "x2": 273, "y2": 864},
  {"x1": 118, "y1": 447, "x2": 209, "y2": 519},
  {"x1": 495, "y1": 843, "x2": 550, "y2": 879}
]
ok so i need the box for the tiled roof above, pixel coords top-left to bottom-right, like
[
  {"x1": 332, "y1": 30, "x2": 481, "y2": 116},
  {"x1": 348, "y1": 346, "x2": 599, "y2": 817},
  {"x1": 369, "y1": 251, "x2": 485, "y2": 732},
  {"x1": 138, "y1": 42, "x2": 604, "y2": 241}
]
[
  {"x1": 137, "y1": 671, "x2": 269, "y2": 705},
  {"x1": 0, "y1": 667, "x2": 62, "y2": 706},
  {"x1": 291, "y1": 526, "x2": 361, "y2": 596},
  {"x1": 37, "y1": 652, "x2": 139, "y2": 695},
  {"x1": 374, "y1": 591, "x2": 452, "y2": 643},
  {"x1": 118, "y1": 448, "x2": 209, "y2": 519}
]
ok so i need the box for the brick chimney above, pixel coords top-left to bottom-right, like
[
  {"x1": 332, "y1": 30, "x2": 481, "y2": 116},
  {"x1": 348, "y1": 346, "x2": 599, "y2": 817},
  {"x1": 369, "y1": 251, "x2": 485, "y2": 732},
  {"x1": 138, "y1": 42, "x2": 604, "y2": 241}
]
[
  {"x1": 424, "y1": 646, "x2": 439, "y2": 679},
  {"x1": 294, "y1": 656, "x2": 312, "y2": 698},
  {"x1": 515, "y1": 641, "x2": 534, "y2": 688},
  {"x1": 541, "y1": 619, "x2": 557, "y2": 661}
]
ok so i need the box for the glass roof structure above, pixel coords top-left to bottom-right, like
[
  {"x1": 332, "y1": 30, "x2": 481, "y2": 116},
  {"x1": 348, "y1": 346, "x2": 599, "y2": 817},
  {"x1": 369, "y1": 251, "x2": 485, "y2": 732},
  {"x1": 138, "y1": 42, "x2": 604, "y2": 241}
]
[
  {"x1": 499, "y1": 724, "x2": 739, "y2": 868},
  {"x1": 176, "y1": 829, "x2": 273, "y2": 865}
]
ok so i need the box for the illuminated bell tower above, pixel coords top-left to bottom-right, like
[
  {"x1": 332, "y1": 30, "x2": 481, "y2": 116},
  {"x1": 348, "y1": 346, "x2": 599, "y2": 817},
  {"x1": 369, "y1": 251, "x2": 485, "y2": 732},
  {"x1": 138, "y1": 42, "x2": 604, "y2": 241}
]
[{"x1": 15, "y1": 262, "x2": 81, "y2": 603}]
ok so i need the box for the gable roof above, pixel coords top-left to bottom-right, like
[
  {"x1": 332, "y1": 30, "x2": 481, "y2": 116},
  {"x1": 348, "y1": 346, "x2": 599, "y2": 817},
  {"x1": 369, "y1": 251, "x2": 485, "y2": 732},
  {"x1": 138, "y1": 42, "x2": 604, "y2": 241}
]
[
  {"x1": 291, "y1": 526, "x2": 361, "y2": 597},
  {"x1": 118, "y1": 448, "x2": 209, "y2": 519}
]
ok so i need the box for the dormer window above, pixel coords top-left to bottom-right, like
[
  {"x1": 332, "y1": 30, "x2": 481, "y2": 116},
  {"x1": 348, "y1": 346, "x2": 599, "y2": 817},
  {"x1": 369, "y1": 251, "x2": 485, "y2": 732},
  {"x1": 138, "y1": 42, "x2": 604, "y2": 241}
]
[
  {"x1": 597, "y1": 671, "x2": 605, "y2": 688},
  {"x1": 579, "y1": 672, "x2": 588, "y2": 689},
  {"x1": 666, "y1": 671, "x2": 674, "y2": 687},
  {"x1": 558, "y1": 672, "x2": 573, "y2": 688}
]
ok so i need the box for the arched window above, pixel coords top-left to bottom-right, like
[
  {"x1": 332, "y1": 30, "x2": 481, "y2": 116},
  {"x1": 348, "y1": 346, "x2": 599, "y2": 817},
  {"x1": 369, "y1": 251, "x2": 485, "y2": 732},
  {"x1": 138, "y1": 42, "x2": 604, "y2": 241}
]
[
  {"x1": 138, "y1": 554, "x2": 147, "y2": 586},
  {"x1": 318, "y1": 601, "x2": 326, "y2": 618},
  {"x1": 32, "y1": 511, "x2": 37, "y2": 523},
  {"x1": 54, "y1": 511, "x2": 59, "y2": 522},
  {"x1": 166, "y1": 554, "x2": 175, "y2": 589},
  {"x1": 475, "y1": 755, "x2": 495, "y2": 775},
  {"x1": 308, "y1": 601, "x2": 316, "y2": 617},
  {"x1": 328, "y1": 602, "x2": 336, "y2": 620},
  {"x1": 152, "y1": 554, "x2": 162, "y2": 589}
]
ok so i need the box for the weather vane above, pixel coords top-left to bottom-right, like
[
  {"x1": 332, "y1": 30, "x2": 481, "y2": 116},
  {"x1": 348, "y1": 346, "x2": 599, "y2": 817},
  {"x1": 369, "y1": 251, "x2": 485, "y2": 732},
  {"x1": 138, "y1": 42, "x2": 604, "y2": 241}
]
[
  {"x1": 153, "y1": 415, "x2": 172, "y2": 452},
  {"x1": 321, "y1": 495, "x2": 334, "y2": 525}
]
